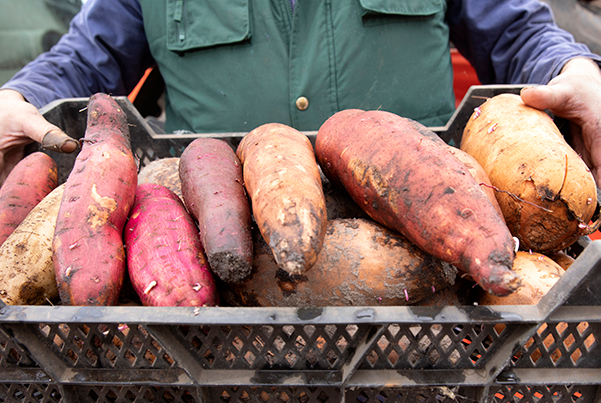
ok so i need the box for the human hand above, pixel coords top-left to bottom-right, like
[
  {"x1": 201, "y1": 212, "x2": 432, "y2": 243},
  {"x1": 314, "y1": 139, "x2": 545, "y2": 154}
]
[
  {"x1": 520, "y1": 57, "x2": 601, "y2": 185},
  {"x1": 0, "y1": 89, "x2": 78, "y2": 186}
]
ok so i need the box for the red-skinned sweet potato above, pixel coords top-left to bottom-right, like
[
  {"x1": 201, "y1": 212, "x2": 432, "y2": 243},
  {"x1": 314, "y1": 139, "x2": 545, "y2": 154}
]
[
  {"x1": 236, "y1": 123, "x2": 327, "y2": 275},
  {"x1": 125, "y1": 183, "x2": 218, "y2": 307},
  {"x1": 53, "y1": 93, "x2": 138, "y2": 306},
  {"x1": 0, "y1": 152, "x2": 58, "y2": 246},
  {"x1": 179, "y1": 138, "x2": 253, "y2": 283},
  {"x1": 315, "y1": 109, "x2": 519, "y2": 296}
]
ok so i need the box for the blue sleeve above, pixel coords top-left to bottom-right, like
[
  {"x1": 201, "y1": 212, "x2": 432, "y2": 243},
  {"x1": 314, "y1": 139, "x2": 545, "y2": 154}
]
[
  {"x1": 0, "y1": 0, "x2": 154, "y2": 109},
  {"x1": 446, "y1": 0, "x2": 601, "y2": 85}
]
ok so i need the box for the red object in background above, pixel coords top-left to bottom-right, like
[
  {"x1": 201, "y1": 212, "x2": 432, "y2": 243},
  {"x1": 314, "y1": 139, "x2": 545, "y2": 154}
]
[{"x1": 451, "y1": 48, "x2": 480, "y2": 107}]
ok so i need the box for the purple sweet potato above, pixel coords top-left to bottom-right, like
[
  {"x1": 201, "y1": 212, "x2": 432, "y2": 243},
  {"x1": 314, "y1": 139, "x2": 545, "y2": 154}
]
[
  {"x1": 179, "y1": 138, "x2": 253, "y2": 283},
  {"x1": 125, "y1": 183, "x2": 218, "y2": 307},
  {"x1": 53, "y1": 93, "x2": 138, "y2": 306},
  {"x1": 315, "y1": 109, "x2": 519, "y2": 296},
  {"x1": 0, "y1": 152, "x2": 58, "y2": 246}
]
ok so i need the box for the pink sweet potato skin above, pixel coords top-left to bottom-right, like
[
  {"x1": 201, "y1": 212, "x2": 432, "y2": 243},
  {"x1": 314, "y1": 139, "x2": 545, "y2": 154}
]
[
  {"x1": 315, "y1": 109, "x2": 519, "y2": 296},
  {"x1": 0, "y1": 152, "x2": 58, "y2": 245},
  {"x1": 179, "y1": 138, "x2": 253, "y2": 283},
  {"x1": 125, "y1": 183, "x2": 218, "y2": 307},
  {"x1": 53, "y1": 93, "x2": 138, "y2": 306}
]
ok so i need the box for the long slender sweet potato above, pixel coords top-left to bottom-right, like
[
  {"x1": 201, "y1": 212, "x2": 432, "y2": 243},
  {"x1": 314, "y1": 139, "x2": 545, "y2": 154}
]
[
  {"x1": 315, "y1": 109, "x2": 519, "y2": 296},
  {"x1": 222, "y1": 218, "x2": 457, "y2": 307},
  {"x1": 461, "y1": 93, "x2": 599, "y2": 253},
  {"x1": 0, "y1": 184, "x2": 64, "y2": 305},
  {"x1": 180, "y1": 138, "x2": 253, "y2": 283},
  {"x1": 125, "y1": 183, "x2": 218, "y2": 307},
  {"x1": 53, "y1": 93, "x2": 138, "y2": 306},
  {"x1": 236, "y1": 123, "x2": 327, "y2": 275},
  {"x1": 0, "y1": 152, "x2": 58, "y2": 246}
]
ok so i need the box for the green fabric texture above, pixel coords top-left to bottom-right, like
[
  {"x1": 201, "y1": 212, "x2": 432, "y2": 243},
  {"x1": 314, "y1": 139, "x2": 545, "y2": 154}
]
[
  {"x1": 0, "y1": 0, "x2": 74, "y2": 86},
  {"x1": 139, "y1": 0, "x2": 456, "y2": 134}
]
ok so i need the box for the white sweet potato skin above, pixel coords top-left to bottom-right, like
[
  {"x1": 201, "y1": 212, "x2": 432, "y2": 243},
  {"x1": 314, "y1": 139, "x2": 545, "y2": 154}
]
[
  {"x1": 0, "y1": 184, "x2": 64, "y2": 305},
  {"x1": 125, "y1": 183, "x2": 219, "y2": 307}
]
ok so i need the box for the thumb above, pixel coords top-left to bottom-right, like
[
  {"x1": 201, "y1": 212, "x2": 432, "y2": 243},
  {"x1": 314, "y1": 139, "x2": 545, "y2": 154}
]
[
  {"x1": 40, "y1": 127, "x2": 80, "y2": 153},
  {"x1": 519, "y1": 85, "x2": 568, "y2": 113}
]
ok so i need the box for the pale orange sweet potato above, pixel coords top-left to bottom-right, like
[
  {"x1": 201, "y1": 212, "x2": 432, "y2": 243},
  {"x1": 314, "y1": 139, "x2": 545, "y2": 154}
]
[
  {"x1": 461, "y1": 93, "x2": 599, "y2": 254},
  {"x1": 222, "y1": 218, "x2": 457, "y2": 307},
  {"x1": 53, "y1": 93, "x2": 138, "y2": 306},
  {"x1": 236, "y1": 123, "x2": 327, "y2": 275},
  {"x1": 479, "y1": 251, "x2": 564, "y2": 305},
  {"x1": 315, "y1": 109, "x2": 519, "y2": 296},
  {"x1": 138, "y1": 157, "x2": 183, "y2": 201},
  {"x1": 0, "y1": 152, "x2": 58, "y2": 246},
  {"x1": 125, "y1": 183, "x2": 218, "y2": 307}
]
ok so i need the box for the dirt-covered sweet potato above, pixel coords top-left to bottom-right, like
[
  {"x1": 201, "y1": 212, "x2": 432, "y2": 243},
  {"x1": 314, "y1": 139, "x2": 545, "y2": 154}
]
[
  {"x1": 0, "y1": 184, "x2": 64, "y2": 305},
  {"x1": 460, "y1": 93, "x2": 599, "y2": 254},
  {"x1": 180, "y1": 138, "x2": 253, "y2": 283},
  {"x1": 236, "y1": 123, "x2": 327, "y2": 276},
  {"x1": 221, "y1": 218, "x2": 457, "y2": 307},
  {"x1": 0, "y1": 152, "x2": 58, "y2": 246},
  {"x1": 53, "y1": 93, "x2": 138, "y2": 306},
  {"x1": 125, "y1": 183, "x2": 218, "y2": 307},
  {"x1": 315, "y1": 109, "x2": 518, "y2": 296}
]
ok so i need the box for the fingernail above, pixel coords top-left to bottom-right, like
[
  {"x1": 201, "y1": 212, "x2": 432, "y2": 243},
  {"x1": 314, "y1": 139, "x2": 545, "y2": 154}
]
[{"x1": 61, "y1": 139, "x2": 79, "y2": 153}]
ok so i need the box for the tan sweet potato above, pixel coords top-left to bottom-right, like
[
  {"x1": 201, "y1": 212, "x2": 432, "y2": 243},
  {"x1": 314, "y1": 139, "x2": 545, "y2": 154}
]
[
  {"x1": 315, "y1": 109, "x2": 518, "y2": 296},
  {"x1": 125, "y1": 183, "x2": 218, "y2": 307},
  {"x1": 236, "y1": 123, "x2": 327, "y2": 275},
  {"x1": 0, "y1": 152, "x2": 58, "y2": 246},
  {"x1": 53, "y1": 93, "x2": 138, "y2": 306},
  {"x1": 222, "y1": 218, "x2": 457, "y2": 307},
  {"x1": 0, "y1": 184, "x2": 64, "y2": 305},
  {"x1": 479, "y1": 251, "x2": 564, "y2": 305},
  {"x1": 461, "y1": 93, "x2": 599, "y2": 254},
  {"x1": 180, "y1": 138, "x2": 253, "y2": 283},
  {"x1": 138, "y1": 157, "x2": 183, "y2": 201}
]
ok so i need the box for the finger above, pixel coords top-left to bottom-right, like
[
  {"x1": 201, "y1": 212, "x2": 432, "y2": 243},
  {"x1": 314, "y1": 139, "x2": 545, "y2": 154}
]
[{"x1": 41, "y1": 128, "x2": 80, "y2": 153}]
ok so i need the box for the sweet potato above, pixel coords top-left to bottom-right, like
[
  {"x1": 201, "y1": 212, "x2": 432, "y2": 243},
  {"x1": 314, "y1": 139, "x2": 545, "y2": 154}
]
[
  {"x1": 0, "y1": 152, "x2": 58, "y2": 246},
  {"x1": 0, "y1": 184, "x2": 64, "y2": 305},
  {"x1": 53, "y1": 93, "x2": 138, "y2": 306},
  {"x1": 124, "y1": 183, "x2": 218, "y2": 306},
  {"x1": 222, "y1": 218, "x2": 457, "y2": 307},
  {"x1": 315, "y1": 109, "x2": 519, "y2": 296},
  {"x1": 236, "y1": 123, "x2": 327, "y2": 275},
  {"x1": 138, "y1": 157, "x2": 183, "y2": 201},
  {"x1": 547, "y1": 251, "x2": 575, "y2": 271},
  {"x1": 479, "y1": 251, "x2": 564, "y2": 305},
  {"x1": 460, "y1": 93, "x2": 599, "y2": 254},
  {"x1": 180, "y1": 138, "x2": 253, "y2": 283}
]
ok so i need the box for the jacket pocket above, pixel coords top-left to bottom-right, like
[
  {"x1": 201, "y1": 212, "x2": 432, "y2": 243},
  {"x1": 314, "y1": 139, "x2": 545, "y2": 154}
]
[
  {"x1": 358, "y1": 0, "x2": 445, "y2": 25},
  {"x1": 166, "y1": 0, "x2": 251, "y2": 52}
]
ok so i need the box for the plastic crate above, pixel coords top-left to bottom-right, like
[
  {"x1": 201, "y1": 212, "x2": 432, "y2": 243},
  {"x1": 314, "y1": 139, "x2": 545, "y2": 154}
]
[{"x1": 1, "y1": 86, "x2": 600, "y2": 403}]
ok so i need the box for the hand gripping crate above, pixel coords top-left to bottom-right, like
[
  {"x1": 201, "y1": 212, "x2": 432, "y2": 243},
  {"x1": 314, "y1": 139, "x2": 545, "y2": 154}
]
[{"x1": 1, "y1": 86, "x2": 600, "y2": 403}]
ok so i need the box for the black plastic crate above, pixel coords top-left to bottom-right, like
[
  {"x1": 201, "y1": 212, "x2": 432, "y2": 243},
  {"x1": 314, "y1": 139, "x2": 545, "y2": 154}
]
[{"x1": 0, "y1": 85, "x2": 599, "y2": 402}]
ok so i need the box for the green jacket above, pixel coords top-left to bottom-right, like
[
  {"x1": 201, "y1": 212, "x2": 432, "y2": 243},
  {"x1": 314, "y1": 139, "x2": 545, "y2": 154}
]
[{"x1": 139, "y1": 0, "x2": 455, "y2": 133}]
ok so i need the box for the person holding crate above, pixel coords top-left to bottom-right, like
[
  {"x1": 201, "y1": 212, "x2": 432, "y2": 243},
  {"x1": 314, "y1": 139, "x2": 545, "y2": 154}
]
[{"x1": 0, "y1": 0, "x2": 600, "y2": 185}]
